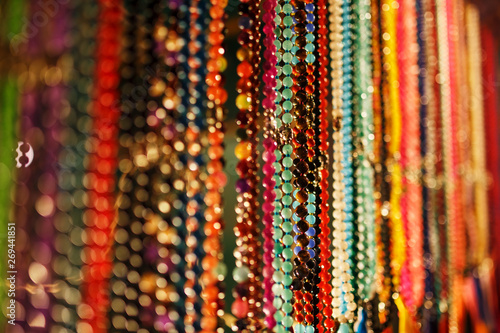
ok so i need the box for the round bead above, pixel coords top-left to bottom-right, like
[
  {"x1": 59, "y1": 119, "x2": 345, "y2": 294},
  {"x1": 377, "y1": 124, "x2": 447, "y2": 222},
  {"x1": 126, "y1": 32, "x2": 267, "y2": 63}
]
[{"x1": 233, "y1": 266, "x2": 250, "y2": 283}]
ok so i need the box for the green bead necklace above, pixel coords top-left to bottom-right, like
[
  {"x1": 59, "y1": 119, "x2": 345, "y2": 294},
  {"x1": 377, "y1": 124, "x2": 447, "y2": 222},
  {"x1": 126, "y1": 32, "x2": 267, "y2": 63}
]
[
  {"x1": 352, "y1": 0, "x2": 376, "y2": 303},
  {"x1": 272, "y1": 0, "x2": 295, "y2": 330}
]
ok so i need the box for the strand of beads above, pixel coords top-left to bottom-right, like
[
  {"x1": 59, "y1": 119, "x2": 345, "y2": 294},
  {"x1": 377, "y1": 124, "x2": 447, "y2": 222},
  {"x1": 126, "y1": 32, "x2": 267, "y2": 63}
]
[
  {"x1": 303, "y1": 2, "x2": 322, "y2": 331},
  {"x1": 466, "y1": 2, "x2": 489, "y2": 267},
  {"x1": 351, "y1": 0, "x2": 376, "y2": 304},
  {"x1": 421, "y1": 0, "x2": 442, "y2": 323},
  {"x1": 202, "y1": 0, "x2": 229, "y2": 330},
  {"x1": 155, "y1": 1, "x2": 188, "y2": 329},
  {"x1": 372, "y1": 0, "x2": 397, "y2": 329},
  {"x1": 80, "y1": 1, "x2": 121, "y2": 331},
  {"x1": 232, "y1": 0, "x2": 263, "y2": 329},
  {"x1": 397, "y1": 0, "x2": 424, "y2": 316},
  {"x1": 339, "y1": 0, "x2": 358, "y2": 324},
  {"x1": 54, "y1": 1, "x2": 97, "y2": 331},
  {"x1": 418, "y1": 0, "x2": 439, "y2": 329},
  {"x1": 329, "y1": 0, "x2": 357, "y2": 325},
  {"x1": 272, "y1": 0, "x2": 295, "y2": 330},
  {"x1": 172, "y1": 0, "x2": 200, "y2": 329},
  {"x1": 111, "y1": 1, "x2": 176, "y2": 331},
  {"x1": 453, "y1": 0, "x2": 468, "y2": 280},
  {"x1": 289, "y1": 0, "x2": 316, "y2": 330},
  {"x1": 435, "y1": 0, "x2": 455, "y2": 324},
  {"x1": 180, "y1": 0, "x2": 210, "y2": 329},
  {"x1": 109, "y1": 1, "x2": 146, "y2": 331},
  {"x1": 316, "y1": 0, "x2": 335, "y2": 329},
  {"x1": 381, "y1": 0, "x2": 405, "y2": 298},
  {"x1": 368, "y1": 2, "x2": 387, "y2": 331},
  {"x1": 261, "y1": 0, "x2": 278, "y2": 328}
]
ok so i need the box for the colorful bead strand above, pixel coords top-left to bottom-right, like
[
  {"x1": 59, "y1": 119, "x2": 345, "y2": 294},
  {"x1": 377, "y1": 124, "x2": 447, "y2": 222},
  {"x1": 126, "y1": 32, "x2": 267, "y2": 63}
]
[
  {"x1": 397, "y1": 0, "x2": 424, "y2": 315},
  {"x1": 261, "y1": 0, "x2": 279, "y2": 329},
  {"x1": 272, "y1": 0, "x2": 295, "y2": 330},
  {"x1": 232, "y1": 0, "x2": 263, "y2": 329},
  {"x1": 329, "y1": 0, "x2": 357, "y2": 324},
  {"x1": 352, "y1": 0, "x2": 376, "y2": 303},
  {"x1": 316, "y1": 0, "x2": 335, "y2": 329},
  {"x1": 80, "y1": 1, "x2": 121, "y2": 331},
  {"x1": 202, "y1": 0, "x2": 229, "y2": 330}
]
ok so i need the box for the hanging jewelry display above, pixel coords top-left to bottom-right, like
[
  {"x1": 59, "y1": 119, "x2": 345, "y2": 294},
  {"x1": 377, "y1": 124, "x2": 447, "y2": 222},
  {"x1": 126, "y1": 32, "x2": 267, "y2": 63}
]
[{"x1": 0, "y1": 0, "x2": 499, "y2": 332}]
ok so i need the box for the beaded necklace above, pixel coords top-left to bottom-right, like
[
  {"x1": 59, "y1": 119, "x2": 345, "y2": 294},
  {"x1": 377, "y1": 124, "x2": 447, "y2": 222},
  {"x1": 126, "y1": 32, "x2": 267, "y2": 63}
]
[
  {"x1": 329, "y1": 0, "x2": 356, "y2": 325},
  {"x1": 481, "y1": 21, "x2": 500, "y2": 269},
  {"x1": 369, "y1": 0, "x2": 387, "y2": 308},
  {"x1": 53, "y1": 1, "x2": 97, "y2": 331},
  {"x1": 109, "y1": 1, "x2": 144, "y2": 330},
  {"x1": 81, "y1": 1, "x2": 121, "y2": 331},
  {"x1": 202, "y1": 0, "x2": 229, "y2": 330},
  {"x1": 397, "y1": 0, "x2": 424, "y2": 315},
  {"x1": 316, "y1": 0, "x2": 335, "y2": 329},
  {"x1": 381, "y1": 0, "x2": 405, "y2": 295},
  {"x1": 289, "y1": 1, "x2": 319, "y2": 330},
  {"x1": 232, "y1": 0, "x2": 263, "y2": 329},
  {"x1": 435, "y1": 0, "x2": 457, "y2": 326},
  {"x1": 421, "y1": 0, "x2": 443, "y2": 319},
  {"x1": 369, "y1": 0, "x2": 398, "y2": 329},
  {"x1": 305, "y1": 3, "x2": 322, "y2": 330},
  {"x1": 418, "y1": 0, "x2": 440, "y2": 329},
  {"x1": 465, "y1": 3, "x2": 489, "y2": 267},
  {"x1": 339, "y1": 0, "x2": 358, "y2": 324},
  {"x1": 352, "y1": 0, "x2": 376, "y2": 304},
  {"x1": 177, "y1": 0, "x2": 210, "y2": 330},
  {"x1": 261, "y1": 0, "x2": 278, "y2": 329},
  {"x1": 272, "y1": 0, "x2": 295, "y2": 330},
  {"x1": 453, "y1": 0, "x2": 468, "y2": 280},
  {"x1": 110, "y1": 2, "x2": 182, "y2": 332}
]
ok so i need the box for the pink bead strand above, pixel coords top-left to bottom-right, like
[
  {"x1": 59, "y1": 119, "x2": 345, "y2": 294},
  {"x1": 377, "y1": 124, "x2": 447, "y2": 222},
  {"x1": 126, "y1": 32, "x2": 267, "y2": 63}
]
[{"x1": 261, "y1": 0, "x2": 278, "y2": 328}]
